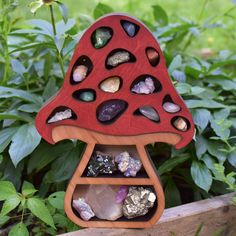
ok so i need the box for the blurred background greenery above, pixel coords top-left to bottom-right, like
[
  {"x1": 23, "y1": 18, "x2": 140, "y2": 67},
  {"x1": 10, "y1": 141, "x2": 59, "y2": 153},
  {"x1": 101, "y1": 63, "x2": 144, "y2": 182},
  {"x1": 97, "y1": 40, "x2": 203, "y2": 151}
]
[{"x1": 15, "y1": 0, "x2": 236, "y2": 53}]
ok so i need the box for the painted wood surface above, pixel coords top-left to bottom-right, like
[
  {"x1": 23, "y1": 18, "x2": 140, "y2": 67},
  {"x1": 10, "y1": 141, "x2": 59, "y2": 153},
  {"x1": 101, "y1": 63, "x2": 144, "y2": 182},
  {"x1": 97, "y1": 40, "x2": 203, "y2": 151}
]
[{"x1": 59, "y1": 193, "x2": 236, "y2": 236}]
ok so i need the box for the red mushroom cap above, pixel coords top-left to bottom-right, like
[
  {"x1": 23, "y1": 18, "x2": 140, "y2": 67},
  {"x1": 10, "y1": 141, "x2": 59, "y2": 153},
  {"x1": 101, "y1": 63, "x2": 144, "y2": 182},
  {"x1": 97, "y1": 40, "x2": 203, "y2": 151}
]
[{"x1": 35, "y1": 13, "x2": 194, "y2": 149}]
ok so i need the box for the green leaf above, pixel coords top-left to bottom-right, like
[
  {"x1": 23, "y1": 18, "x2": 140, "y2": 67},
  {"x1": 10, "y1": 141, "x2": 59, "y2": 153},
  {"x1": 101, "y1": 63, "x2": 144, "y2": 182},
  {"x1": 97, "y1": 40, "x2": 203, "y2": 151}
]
[
  {"x1": 22, "y1": 181, "x2": 37, "y2": 196},
  {"x1": 168, "y1": 55, "x2": 182, "y2": 74},
  {"x1": 228, "y1": 151, "x2": 236, "y2": 168},
  {"x1": 176, "y1": 83, "x2": 191, "y2": 95},
  {"x1": 158, "y1": 154, "x2": 190, "y2": 175},
  {"x1": 0, "y1": 215, "x2": 10, "y2": 226},
  {"x1": 48, "y1": 191, "x2": 65, "y2": 210},
  {"x1": 191, "y1": 161, "x2": 212, "y2": 191},
  {"x1": 152, "y1": 5, "x2": 168, "y2": 26},
  {"x1": 0, "y1": 127, "x2": 18, "y2": 153},
  {"x1": 186, "y1": 99, "x2": 225, "y2": 109},
  {"x1": 207, "y1": 140, "x2": 227, "y2": 162},
  {"x1": 210, "y1": 119, "x2": 231, "y2": 139},
  {"x1": 202, "y1": 154, "x2": 216, "y2": 170},
  {"x1": 18, "y1": 104, "x2": 40, "y2": 113},
  {"x1": 42, "y1": 78, "x2": 58, "y2": 101},
  {"x1": 9, "y1": 222, "x2": 29, "y2": 236},
  {"x1": 9, "y1": 123, "x2": 41, "y2": 167},
  {"x1": 27, "y1": 197, "x2": 55, "y2": 228},
  {"x1": 195, "y1": 135, "x2": 207, "y2": 159},
  {"x1": 165, "y1": 177, "x2": 181, "y2": 208},
  {"x1": 56, "y1": 2, "x2": 68, "y2": 23},
  {"x1": 214, "y1": 108, "x2": 230, "y2": 120},
  {"x1": 0, "y1": 194, "x2": 21, "y2": 216},
  {"x1": 192, "y1": 109, "x2": 211, "y2": 131},
  {"x1": 0, "y1": 181, "x2": 17, "y2": 201},
  {"x1": 93, "y1": 3, "x2": 113, "y2": 19}
]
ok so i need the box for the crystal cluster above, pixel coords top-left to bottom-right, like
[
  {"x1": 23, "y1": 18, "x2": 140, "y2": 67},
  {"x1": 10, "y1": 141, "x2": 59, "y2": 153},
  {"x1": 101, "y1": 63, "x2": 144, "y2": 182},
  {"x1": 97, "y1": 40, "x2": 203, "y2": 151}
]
[
  {"x1": 131, "y1": 77, "x2": 155, "y2": 94},
  {"x1": 47, "y1": 109, "x2": 72, "y2": 124},
  {"x1": 92, "y1": 27, "x2": 112, "y2": 49},
  {"x1": 72, "y1": 198, "x2": 95, "y2": 221},
  {"x1": 115, "y1": 152, "x2": 142, "y2": 177},
  {"x1": 123, "y1": 187, "x2": 156, "y2": 219},
  {"x1": 72, "y1": 185, "x2": 156, "y2": 221},
  {"x1": 72, "y1": 65, "x2": 88, "y2": 82},
  {"x1": 97, "y1": 99, "x2": 127, "y2": 123},
  {"x1": 87, "y1": 151, "x2": 116, "y2": 177},
  {"x1": 107, "y1": 51, "x2": 130, "y2": 67}
]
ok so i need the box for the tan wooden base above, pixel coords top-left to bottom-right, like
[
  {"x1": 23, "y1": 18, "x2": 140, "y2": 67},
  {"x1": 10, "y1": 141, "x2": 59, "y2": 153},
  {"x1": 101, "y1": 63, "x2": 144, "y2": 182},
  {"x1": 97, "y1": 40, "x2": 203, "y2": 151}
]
[{"x1": 52, "y1": 125, "x2": 181, "y2": 228}]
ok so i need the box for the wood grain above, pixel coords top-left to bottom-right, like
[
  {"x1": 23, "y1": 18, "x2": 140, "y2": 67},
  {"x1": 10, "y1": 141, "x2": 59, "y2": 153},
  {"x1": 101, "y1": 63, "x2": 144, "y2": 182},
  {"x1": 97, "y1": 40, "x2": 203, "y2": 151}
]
[{"x1": 60, "y1": 193, "x2": 236, "y2": 236}]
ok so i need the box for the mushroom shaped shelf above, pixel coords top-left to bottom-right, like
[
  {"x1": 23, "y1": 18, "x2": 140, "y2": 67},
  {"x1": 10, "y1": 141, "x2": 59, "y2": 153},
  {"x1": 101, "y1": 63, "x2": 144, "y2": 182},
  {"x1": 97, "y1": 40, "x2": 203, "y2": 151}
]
[{"x1": 35, "y1": 13, "x2": 194, "y2": 228}]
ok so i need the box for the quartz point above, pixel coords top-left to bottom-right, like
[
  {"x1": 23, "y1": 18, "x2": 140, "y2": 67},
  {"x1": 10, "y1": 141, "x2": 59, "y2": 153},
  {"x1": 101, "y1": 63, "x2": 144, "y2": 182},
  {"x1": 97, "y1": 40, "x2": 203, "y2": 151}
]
[
  {"x1": 131, "y1": 77, "x2": 155, "y2": 94},
  {"x1": 85, "y1": 185, "x2": 123, "y2": 221},
  {"x1": 72, "y1": 65, "x2": 88, "y2": 82},
  {"x1": 107, "y1": 51, "x2": 130, "y2": 67},
  {"x1": 100, "y1": 77, "x2": 121, "y2": 93},
  {"x1": 146, "y1": 47, "x2": 159, "y2": 66},
  {"x1": 173, "y1": 117, "x2": 188, "y2": 131},
  {"x1": 116, "y1": 186, "x2": 129, "y2": 203},
  {"x1": 123, "y1": 187, "x2": 156, "y2": 219},
  {"x1": 97, "y1": 99, "x2": 127, "y2": 123},
  {"x1": 47, "y1": 109, "x2": 72, "y2": 123},
  {"x1": 79, "y1": 91, "x2": 95, "y2": 102},
  {"x1": 121, "y1": 21, "x2": 136, "y2": 37},
  {"x1": 139, "y1": 106, "x2": 160, "y2": 122},
  {"x1": 87, "y1": 151, "x2": 116, "y2": 177},
  {"x1": 115, "y1": 152, "x2": 142, "y2": 177},
  {"x1": 92, "y1": 27, "x2": 112, "y2": 49},
  {"x1": 163, "y1": 102, "x2": 181, "y2": 113},
  {"x1": 72, "y1": 198, "x2": 95, "y2": 221}
]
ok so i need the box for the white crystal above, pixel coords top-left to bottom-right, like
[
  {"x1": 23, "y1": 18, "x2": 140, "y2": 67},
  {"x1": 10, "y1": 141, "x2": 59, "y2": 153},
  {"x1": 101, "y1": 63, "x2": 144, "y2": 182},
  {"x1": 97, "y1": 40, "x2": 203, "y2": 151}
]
[
  {"x1": 107, "y1": 51, "x2": 130, "y2": 67},
  {"x1": 48, "y1": 109, "x2": 72, "y2": 123}
]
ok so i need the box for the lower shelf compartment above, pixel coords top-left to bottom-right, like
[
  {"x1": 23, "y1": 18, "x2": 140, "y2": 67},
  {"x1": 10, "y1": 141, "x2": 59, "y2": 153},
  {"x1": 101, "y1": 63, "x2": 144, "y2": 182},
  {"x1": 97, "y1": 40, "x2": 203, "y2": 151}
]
[{"x1": 72, "y1": 184, "x2": 158, "y2": 223}]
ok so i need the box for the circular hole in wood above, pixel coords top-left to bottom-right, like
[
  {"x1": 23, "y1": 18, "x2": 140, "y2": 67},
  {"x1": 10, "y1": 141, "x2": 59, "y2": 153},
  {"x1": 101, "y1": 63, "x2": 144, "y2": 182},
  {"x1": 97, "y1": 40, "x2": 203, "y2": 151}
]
[
  {"x1": 130, "y1": 75, "x2": 162, "y2": 94},
  {"x1": 162, "y1": 95, "x2": 181, "y2": 113},
  {"x1": 96, "y1": 99, "x2": 128, "y2": 125},
  {"x1": 99, "y1": 76, "x2": 122, "y2": 93},
  {"x1": 120, "y1": 20, "x2": 140, "y2": 38},
  {"x1": 171, "y1": 116, "x2": 190, "y2": 132},
  {"x1": 105, "y1": 49, "x2": 136, "y2": 70},
  {"x1": 46, "y1": 106, "x2": 77, "y2": 124},
  {"x1": 146, "y1": 47, "x2": 160, "y2": 67},
  {"x1": 91, "y1": 27, "x2": 113, "y2": 49},
  {"x1": 72, "y1": 89, "x2": 96, "y2": 102},
  {"x1": 70, "y1": 55, "x2": 93, "y2": 85}
]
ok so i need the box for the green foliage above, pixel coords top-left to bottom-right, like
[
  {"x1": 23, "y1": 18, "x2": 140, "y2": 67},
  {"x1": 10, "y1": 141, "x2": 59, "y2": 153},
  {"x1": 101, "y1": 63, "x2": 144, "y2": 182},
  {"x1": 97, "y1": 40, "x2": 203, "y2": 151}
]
[{"x1": 0, "y1": 0, "x2": 236, "y2": 234}]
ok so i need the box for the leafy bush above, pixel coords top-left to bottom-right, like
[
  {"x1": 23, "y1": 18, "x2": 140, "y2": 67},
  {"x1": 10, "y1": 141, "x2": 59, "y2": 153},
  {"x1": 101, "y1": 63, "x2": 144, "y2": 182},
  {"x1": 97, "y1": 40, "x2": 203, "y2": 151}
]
[{"x1": 0, "y1": 0, "x2": 235, "y2": 234}]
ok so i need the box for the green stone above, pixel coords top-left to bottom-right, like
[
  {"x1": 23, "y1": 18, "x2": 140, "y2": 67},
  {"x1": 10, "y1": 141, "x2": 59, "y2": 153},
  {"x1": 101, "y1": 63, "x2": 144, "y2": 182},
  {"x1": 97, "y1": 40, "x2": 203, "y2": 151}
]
[
  {"x1": 79, "y1": 91, "x2": 95, "y2": 102},
  {"x1": 93, "y1": 28, "x2": 112, "y2": 49}
]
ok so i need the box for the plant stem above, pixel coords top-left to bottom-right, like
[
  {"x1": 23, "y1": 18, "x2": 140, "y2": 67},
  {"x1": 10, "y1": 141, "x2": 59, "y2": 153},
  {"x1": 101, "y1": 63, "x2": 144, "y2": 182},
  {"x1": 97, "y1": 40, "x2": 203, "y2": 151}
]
[
  {"x1": 49, "y1": 5, "x2": 56, "y2": 36},
  {"x1": 21, "y1": 207, "x2": 25, "y2": 222}
]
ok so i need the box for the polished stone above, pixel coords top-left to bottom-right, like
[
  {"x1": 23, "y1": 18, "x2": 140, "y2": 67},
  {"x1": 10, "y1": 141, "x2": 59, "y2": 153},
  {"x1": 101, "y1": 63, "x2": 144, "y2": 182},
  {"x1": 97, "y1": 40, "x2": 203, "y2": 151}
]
[
  {"x1": 123, "y1": 187, "x2": 156, "y2": 219},
  {"x1": 85, "y1": 185, "x2": 123, "y2": 221},
  {"x1": 72, "y1": 198, "x2": 95, "y2": 221},
  {"x1": 146, "y1": 47, "x2": 159, "y2": 66},
  {"x1": 139, "y1": 106, "x2": 159, "y2": 122},
  {"x1": 131, "y1": 77, "x2": 155, "y2": 94},
  {"x1": 93, "y1": 28, "x2": 112, "y2": 49},
  {"x1": 47, "y1": 109, "x2": 72, "y2": 123},
  {"x1": 79, "y1": 91, "x2": 95, "y2": 102},
  {"x1": 122, "y1": 21, "x2": 136, "y2": 37},
  {"x1": 115, "y1": 152, "x2": 142, "y2": 177},
  {"x1": 100, "y1": 77, "x2": 121, "y2": 93},
  {"x1": 107, "y1": 51, "x2": 130, "y2": 67},
  {"x1": 163, "y1": 102, "x2": 180, "y2": 113},
  {"x1": 87, "y1": 151, "x2": 116, "y2": 177},
  {"x1": 173, "y1": 117, "x2": 188, "y2": 131},
  {"x1": 72, "y1": 65, "x2": 88, "y2": 82},
  {"x1": 97, "y1": 100, "x2": 127, "y2": 123}
]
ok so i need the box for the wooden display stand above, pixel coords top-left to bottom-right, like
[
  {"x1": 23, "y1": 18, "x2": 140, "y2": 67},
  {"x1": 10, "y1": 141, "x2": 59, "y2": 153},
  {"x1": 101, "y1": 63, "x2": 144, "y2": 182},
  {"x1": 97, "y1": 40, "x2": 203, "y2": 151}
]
[{"x1": 35, "y1": 13, "x2": 194, "y2": 228}]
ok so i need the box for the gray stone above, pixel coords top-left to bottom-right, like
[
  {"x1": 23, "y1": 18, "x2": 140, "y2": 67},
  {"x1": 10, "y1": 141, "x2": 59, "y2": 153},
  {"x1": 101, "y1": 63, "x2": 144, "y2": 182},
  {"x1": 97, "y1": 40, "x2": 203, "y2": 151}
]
[
  {"x1": 122, "y1": 21, "x2": 136, "y2": 37},
  {"x1": 107, "y1": 51, "x2": 130, "y2": 67},
  {"x1": 93, "y1": 28, "x2": 112, "y2": 49},
  {"x1": 163, "y1": 102, "x2": 181, "y2": 113},
  {"x1": 139, "y1": 106, "x2": 159, "y2": 122}
]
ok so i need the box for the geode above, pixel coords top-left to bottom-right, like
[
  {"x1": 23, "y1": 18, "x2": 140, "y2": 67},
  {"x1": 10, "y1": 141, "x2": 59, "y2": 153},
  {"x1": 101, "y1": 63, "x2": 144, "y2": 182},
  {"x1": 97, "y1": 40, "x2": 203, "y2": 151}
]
[
  {"x1": 115, "y1": 152, "x2": 142, "y2": 177},
  {"x1": 86, "y1": 151, "x2": 116, "y2": 176},
  {"x1": 72, "y1": 198, "x2": 95, "y2": 221},
  {"x1": 123, "y1": 187, "x2": 156, "y2": 219}
]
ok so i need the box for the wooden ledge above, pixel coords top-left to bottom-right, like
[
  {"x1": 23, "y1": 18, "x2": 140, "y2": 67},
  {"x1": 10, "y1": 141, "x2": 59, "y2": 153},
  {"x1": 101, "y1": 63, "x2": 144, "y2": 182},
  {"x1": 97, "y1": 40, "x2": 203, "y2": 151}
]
[{"x1": 59, "y1": 193, "x2": 236, "y2": 236}]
